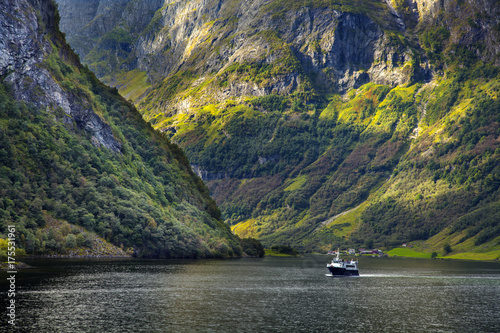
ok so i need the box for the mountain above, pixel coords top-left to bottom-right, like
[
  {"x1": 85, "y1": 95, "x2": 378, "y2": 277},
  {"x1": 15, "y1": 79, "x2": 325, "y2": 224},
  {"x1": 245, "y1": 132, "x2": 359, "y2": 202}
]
[
  {"x1": 0, "y1": 0, "x2": 248, "y2": 258},
  {"x1": 56, "y1": 0, "x2": 500, "y2": 256}
]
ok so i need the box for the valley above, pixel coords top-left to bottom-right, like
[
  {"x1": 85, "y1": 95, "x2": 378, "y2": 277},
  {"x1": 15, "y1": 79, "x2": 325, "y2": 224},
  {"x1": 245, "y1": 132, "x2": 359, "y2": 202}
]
[{"x1": 3, "y1": 0, "x2": 498, "y2": 258}]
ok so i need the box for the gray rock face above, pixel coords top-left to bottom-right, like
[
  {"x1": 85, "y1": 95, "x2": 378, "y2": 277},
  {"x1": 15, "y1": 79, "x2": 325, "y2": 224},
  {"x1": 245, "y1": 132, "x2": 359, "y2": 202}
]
[
  {"x1": 135, "y1": 1, "x2": 410, "y2": 90},
  {"x1": 413, "y1": 0, "x2": 500, "y2": 65},
  {"x1": 0, "y1": 0, "x2": 47, "y2": 77},
  {"x1": 191, "y1": 164, "x2": 228, "y2": 181},
  {"x1": 57, "y1": 0, "x2": 101, "y2": 35},
  {"x1": 129, "y1": 0, "x2": 429, "y2": 116},
  {"x1": 1, "y1": 0, "x2": 121, "y2": 152},
  {"x1": 55, "y1": 0, "x2": 498, "y2": 117},
  {"x1": 56, "y1": 0, "x2": 425, "y2": 100},
  {"x1": 56, "y1": 0, "x2": 163, "y2": 58}
]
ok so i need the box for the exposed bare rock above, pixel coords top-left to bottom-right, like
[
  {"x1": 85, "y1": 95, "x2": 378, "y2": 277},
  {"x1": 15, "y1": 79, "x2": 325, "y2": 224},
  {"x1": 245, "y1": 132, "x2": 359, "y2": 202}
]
[{"x1": 1, "y1": 0, "x2": 121, "y2": 152}]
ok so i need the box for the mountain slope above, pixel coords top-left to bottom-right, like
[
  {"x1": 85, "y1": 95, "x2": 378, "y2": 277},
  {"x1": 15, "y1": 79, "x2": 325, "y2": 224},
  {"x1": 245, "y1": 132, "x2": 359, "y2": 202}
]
[
  {"x1": 0, "y1": 0, "x2": 243, "y2": 258},
  {"x1": 56, "y1": 0, "x2": 500, "y2": 255}
]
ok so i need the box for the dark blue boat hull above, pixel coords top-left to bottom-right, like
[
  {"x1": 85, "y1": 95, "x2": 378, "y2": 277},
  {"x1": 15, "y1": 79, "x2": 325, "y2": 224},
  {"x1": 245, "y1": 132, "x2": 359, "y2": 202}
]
[{"x1": 328, "y1": 266, "x2": 359, "y2": 276}]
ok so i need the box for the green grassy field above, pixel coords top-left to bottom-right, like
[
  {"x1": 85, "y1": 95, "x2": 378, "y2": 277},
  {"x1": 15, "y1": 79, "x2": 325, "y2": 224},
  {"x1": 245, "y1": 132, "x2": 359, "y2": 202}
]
[
  {"x1": 387, "y1": 248, "x2": 432, "y2": 259},
  {"x1": 444, "y1": 251, "x2": 500, "y2": 261},
  {"x1": 387, "y1": 247, "x2": 500, "y2": 261}
]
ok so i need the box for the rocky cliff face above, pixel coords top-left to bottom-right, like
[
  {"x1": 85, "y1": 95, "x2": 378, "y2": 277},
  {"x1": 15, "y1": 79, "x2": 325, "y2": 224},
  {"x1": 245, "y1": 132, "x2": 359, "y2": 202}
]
[
  {"x1": 1, "y1": 0, "x2": 121, "y2": 152},
  {"x1": 410, "y1": 0, "x2": 499, "y2": 64},
  {"x1": 125, "y1": 0, "x2": 435, "y2": 119},
  {"x1": 56, "y1": 0, "x2": 500, "y2": 104},
  {"x1": 57, "y1": 0, "x2": 433, "y2": 108},
  {"x1": 56, "y1": 0, "x2": 163, "y2": 76},
  {"x1": 204, "y1": 1, "x2": 416, "y2": 86}
]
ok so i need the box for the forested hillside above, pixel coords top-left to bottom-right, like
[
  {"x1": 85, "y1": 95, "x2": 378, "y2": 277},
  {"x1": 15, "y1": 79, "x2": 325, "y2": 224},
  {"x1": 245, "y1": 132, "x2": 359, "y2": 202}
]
[
  {"x1": 56, "y1": 0, "x2": 500, "y2": 255},
  {"x1": 0, "y1": 0, "x2": 244, "y2": 258}
]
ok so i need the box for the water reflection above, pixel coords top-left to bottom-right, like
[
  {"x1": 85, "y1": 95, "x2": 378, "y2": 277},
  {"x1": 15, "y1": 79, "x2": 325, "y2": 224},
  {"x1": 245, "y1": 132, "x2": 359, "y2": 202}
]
[{"x1": 1, "y1": 257, "x2": 499, "y2": 332}]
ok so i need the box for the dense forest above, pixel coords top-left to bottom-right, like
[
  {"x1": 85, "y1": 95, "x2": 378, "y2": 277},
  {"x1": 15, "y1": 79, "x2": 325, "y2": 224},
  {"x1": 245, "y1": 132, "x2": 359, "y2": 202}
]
[{"x1": 0, "y1": 78, "x2": 242, "y2": 258}]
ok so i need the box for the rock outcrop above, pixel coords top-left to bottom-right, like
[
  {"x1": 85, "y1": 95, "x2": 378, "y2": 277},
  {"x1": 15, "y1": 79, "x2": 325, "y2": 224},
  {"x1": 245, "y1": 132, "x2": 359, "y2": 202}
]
[
  {"x1": 1, "y1": 0, "x2": 121, "y2": 152},
  {"x1": 415, "y1": 0, "x2": 500, "y2": 65},
  {"x1": 57, "y1": 0, "x2": 164, "y2": 74}
]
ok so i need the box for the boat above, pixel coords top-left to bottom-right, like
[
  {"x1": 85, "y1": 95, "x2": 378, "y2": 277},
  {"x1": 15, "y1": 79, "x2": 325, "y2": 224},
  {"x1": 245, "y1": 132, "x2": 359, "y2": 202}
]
[{"x1": 326, "y1": 250, "x2": 359, "y2": 276}]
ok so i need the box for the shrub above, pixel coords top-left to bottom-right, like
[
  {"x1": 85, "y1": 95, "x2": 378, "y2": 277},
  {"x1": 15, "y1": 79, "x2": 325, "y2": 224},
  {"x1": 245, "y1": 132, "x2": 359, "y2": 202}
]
[{"x1": 65, "y1": 234, "x2": 77, "y2": 248}]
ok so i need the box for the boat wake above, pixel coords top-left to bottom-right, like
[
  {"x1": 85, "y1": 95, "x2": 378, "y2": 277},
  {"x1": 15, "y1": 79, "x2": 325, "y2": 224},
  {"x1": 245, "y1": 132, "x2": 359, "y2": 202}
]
[
  {"x1": 325, "y1": 273, "x2": 359, "y2": 278},
  {"x1": 358, "y1": 273, "x2": 408, "y2": 278}
]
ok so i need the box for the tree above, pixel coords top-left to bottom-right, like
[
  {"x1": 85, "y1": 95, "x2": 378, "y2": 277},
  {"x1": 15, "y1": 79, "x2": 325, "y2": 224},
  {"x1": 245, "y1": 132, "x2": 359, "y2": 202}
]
[
  {"x1": 443, "y1": 243, "x2": 452, "y2": 255},
  {"x1": 65, "y1": 234, "x2": 77, "y2": 248},
  {"x1": 81, "y1": 213, "x2": 95, "y2": 230},
  {"x1": 241, "y1": 238, "x2": 265, "y2": 257},
  {"x1": 60, "y1": 222, "x2": 71, "y2": 236}
]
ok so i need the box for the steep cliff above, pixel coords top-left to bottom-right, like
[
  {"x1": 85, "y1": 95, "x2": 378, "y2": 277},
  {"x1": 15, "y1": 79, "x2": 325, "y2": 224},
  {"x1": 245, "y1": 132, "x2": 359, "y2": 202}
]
[
  {"x1": 56, "y1": 0, "x2": 163, "y2": 78},
  {"x1": 58, "y1": 0, "x2": 431, "y2": 101},
  {"x1": 2, "y1": 0, "x2": 121, "y2": 152},
  {"x1": 56, "y1": 0, "x2": 500, "y2": 255},
  {"x1": 0, "y1": 0, "x2": 243, "y2": 258}
]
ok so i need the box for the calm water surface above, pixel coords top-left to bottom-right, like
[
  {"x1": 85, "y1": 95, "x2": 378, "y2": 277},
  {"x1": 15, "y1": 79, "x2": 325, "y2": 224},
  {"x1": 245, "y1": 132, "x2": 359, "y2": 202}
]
[{"x1": 1, "y1": 256, "x2": 499, "y2": 332}]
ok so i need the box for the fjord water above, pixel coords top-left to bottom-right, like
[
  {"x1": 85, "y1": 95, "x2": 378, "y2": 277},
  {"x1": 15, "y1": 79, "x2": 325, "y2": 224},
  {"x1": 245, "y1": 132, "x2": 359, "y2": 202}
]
[{"x1": 1, "y1": 257, "x2": 499, "y2": 332}]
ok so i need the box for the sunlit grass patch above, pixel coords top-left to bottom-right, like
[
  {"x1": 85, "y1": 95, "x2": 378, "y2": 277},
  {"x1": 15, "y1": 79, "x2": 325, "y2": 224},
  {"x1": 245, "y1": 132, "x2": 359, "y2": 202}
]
[
  {"x1": 387, "y1": 248, "x2": 432, "y2": 258},
  {"x1": 444, "y1": 251, "x2": 500, "y2": 261},
  {"x1": 284, "y1": 175, "x2": 308, "y2": 192},
  {"x1": 232, "y1": 219, "x2": 260, "y2": 239},
  {"x1": 104, "y1": 69, "x2": 151, "y2": 103}
]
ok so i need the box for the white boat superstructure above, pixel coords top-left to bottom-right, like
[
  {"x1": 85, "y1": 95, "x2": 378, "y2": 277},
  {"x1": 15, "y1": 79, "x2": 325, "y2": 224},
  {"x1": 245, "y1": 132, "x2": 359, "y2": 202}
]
[{"x1": 326, "y1": 250, "x2": 359, "y2": 276}]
